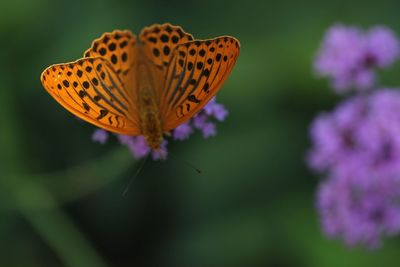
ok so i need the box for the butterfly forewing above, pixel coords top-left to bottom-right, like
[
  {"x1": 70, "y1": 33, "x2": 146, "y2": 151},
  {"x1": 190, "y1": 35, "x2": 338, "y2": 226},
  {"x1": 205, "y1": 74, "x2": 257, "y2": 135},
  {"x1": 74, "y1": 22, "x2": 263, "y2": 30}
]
[
  {"x1": 160, "y1": 36, "x2": 240, "y2": 131},
  {"x1": 41, "y1": 57, "x2": 140, "y2": 135}
]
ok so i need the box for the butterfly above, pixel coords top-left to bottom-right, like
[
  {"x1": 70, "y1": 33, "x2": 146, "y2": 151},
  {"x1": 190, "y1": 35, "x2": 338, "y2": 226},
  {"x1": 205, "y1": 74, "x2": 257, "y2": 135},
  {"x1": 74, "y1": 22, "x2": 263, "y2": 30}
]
[{"x1": 40, "y1": 23, "x2": 240, "y2": 150}]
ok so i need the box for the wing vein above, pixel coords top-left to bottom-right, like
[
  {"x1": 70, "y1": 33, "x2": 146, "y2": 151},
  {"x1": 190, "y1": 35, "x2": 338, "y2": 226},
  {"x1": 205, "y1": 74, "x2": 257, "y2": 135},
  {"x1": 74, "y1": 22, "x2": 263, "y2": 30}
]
[{"x1": 167, "y1": 51, "x2": 189, "y2": 105}]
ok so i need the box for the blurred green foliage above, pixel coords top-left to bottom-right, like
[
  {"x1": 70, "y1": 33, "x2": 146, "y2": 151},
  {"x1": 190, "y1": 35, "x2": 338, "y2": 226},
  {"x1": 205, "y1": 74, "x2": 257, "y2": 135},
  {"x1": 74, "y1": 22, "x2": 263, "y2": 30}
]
[{"x1": 2, "y1": 0, "x2": 400, "y2": 266}]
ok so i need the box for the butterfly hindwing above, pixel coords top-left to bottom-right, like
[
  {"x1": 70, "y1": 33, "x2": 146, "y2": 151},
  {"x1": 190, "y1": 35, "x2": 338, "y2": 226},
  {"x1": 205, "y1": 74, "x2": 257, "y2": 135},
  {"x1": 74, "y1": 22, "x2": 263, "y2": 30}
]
[
  {"x1": 139, "y1": 23, "x2": 194, "y2": 69},
  {"x1": 160, "y1": 36, "x2": 240, "y2": 131},
  {"x1": 84, "y1": 30, "x2": 136, "y2": 75},
  {"x1": 41, "y1": 57, "x2": 140, "y2": 135}
]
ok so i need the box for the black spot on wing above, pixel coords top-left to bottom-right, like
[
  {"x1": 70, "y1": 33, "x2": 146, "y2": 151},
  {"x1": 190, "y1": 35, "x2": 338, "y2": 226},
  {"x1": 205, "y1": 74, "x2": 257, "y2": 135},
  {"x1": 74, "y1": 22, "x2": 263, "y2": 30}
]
[
  {"x1": 121, "y1": 52, "x2": 128, "y2": 62},
  {"x1": 82, "y1": 81, "x2": 90, "y2": 89},
  {"x1": 153, "y1": 48, "x2": 160, "y2": 57},
  {"x1": 108, "y1": 42, "x2": 116, "y2": 51},
  {"x1": 111, "y1": 54, "x2": 118, "y2": 64},
  {"x1": 99, "y1": 47, "x2": 107, "y2": 56},
  {"x1": 187, "y1": 94, "x2": 200, "y2": 103},
  {"x1": 96, "y1": 109, "x2": 108, "y2": 120},
  {"x1": 83, "y1": 102, "x2": 90, "y2": 112},
  {"x1": 161, "y1": 34, "x2": 169, "y2": 43},
  {"x1": 78, "y1": 90, "x2": 86, "y2": 98},
  {"x1": 163, "y1": 45, "x2": 170, "y2": 56}
]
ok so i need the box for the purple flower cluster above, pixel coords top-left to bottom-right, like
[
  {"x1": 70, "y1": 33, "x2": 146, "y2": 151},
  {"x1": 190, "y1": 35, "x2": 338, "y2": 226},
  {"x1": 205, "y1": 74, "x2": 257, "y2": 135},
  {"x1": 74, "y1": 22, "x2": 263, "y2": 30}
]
[
  {"x1": 309, "y1": 91, "x2": 400, "y2": 177},
  {"x1": 309, "y1": 90, "x2": 400, "y2": 248},
  {"x1": 318, "y1": 170, "x2": 400, "y2": 248},
  {"x1": 92, "y1": 97, "x2": 228, "y2": 160},
  {"x1": 310, "y1": 24, "x2": 400, "y2": 248},
  {"x1": 314, "y1": 25, "x2": 400, "y2": 93}
]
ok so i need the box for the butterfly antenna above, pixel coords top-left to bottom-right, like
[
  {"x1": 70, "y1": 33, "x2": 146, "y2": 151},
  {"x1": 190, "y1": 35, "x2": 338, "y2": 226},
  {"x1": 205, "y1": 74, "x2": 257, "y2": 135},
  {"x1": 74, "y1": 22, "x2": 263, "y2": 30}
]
[
  {"x1": 167, "y1": 150, "x2": 202, "y2": 174},
  {"x1": 122, "y1": 154, "x2": 149, "y2": 197}
]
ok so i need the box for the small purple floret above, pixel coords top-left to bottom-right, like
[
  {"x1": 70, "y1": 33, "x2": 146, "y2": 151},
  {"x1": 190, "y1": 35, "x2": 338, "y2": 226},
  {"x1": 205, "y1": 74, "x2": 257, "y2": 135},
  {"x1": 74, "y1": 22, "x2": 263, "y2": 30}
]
[
  {"x1": 92, "y1": 129, "x2": 109, "y2": 144},
  {"x1": 173, "y1": 122, "x2": 194, "y2": 140}
]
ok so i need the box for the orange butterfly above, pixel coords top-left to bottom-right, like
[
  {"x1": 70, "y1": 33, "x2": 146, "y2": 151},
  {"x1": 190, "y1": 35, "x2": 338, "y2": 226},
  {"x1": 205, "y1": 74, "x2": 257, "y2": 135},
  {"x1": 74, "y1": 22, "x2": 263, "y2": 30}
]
[{"x1": 40, "y1": 23, "x2": 240, "y2": 150}]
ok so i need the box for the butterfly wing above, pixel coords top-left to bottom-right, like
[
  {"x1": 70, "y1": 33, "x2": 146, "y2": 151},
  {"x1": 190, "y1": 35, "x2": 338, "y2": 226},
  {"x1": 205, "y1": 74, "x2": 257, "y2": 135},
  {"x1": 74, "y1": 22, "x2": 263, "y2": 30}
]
[
  {"x1": 139, "y1": 23, "x2": 196, "y2": 104},
  {"x1": 83, "y1": 30, "x2": 140, "y2": 122},
  {"x1": 160, "y1": 36, "x2": 240, "y2": 131},
  {"x1": 84, "y1": 30, "x2": 136, "y2": 75},
  {"x1": 41, "y1": 30, "x2": 141, "y2": 135},
  {"x1": 139, "y1": 23, "x2": 194, "y2": 69}
]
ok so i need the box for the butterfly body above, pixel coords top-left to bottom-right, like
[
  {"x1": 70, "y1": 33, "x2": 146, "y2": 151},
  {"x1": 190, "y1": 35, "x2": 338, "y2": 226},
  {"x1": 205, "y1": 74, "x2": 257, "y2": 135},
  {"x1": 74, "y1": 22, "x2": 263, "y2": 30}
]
[
  {"x1": 136, "y1": 59, "x2": 163, "y2": 149},
  {"x1": 41, "y1": 23, "x2": 240, "y2": 149}
]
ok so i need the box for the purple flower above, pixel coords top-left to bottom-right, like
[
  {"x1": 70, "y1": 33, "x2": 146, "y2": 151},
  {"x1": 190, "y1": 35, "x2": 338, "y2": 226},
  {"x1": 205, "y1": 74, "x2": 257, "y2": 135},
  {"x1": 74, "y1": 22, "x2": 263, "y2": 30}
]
[
  {"x1": 366, "y1": 26, "x2": 400, "y2": 67},
  {"x1": 314, "y1": 24, "x2": 400, "y2": 93},
  {"x1": 91, "y1": 97, "x2": 228, "y2": 160},
  {"x1": 308, "y1": 89, "x2": 400, "y2": 178},
  {"x1": 201, "y1": 122, "x2": 216, "y2": 138},
  {"x1": 173, "y1": 122, "x2": 193, "y2": 140},
  {"x1": 309, "y1": 89, "x2": 400, "y2": 247},
  {"x1": 203, "y1": 97, "x2": 229, "y2": 121},
  {"x1": 92, "y1": 129, "x2": 109, "y2": 144},
  {"x1": 151, "y1": 140, "x2": 168, "y2": 161},
  {"x1": 116, "y1": 135, "x2": 168, "y2": 161},
  {"x1": 117, "y1": 135, "x2": 150, "y2": 159},
  {"x1": 193, "y1": 114, "x2": 217, "y2": 138},
  {"x1": 317, "y1": 171, "x2": 400, "y2": 248}
]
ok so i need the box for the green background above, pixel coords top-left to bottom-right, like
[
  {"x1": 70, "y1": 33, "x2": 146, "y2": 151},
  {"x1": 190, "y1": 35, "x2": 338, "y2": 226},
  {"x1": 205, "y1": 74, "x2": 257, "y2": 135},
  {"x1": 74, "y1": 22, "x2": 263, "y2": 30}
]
[{"x1": 1, "y1": 0, "x2": 400, "y2": 266}]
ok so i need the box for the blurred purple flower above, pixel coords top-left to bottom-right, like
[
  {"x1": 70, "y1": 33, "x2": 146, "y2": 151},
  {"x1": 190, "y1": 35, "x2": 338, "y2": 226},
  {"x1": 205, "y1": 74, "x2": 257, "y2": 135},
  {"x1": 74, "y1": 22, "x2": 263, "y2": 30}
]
[
  {"x1": 92, "y1": 97, "x2": 228, "y2": 160},
  {"x1": 317, "y1": 171, "x2": 400, "y2": 248},
  {"x1": 92, "y1": 129, "x2": 109, "y2": 144},
  {"x1": 203, "y1": 97, "x2": 229, "y2": 121},
  {"x1": 366, "y1": 27, "x2": 400, "y2": 67},
  {"x1": 314, "y1": 24, "x2": 400, "y2": 93},
  {"x1": 308, "y1": 90, "x2": 400, "y2": 178},
  {"x1": 117, "y1": 135, "x2": 150, "y2": 159},
  {"x1": 173, "y1": 122, "x2": 193, "y2": 140},
  {"x1": 309, "y1": 89, "x2": 400, "y2": 247},
  {"x1": 151, "y1": 140, "x2": 168, "y2": 161},
  {"x1": 193, "y1": 114, "x2": 217, "y2": 138}
]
